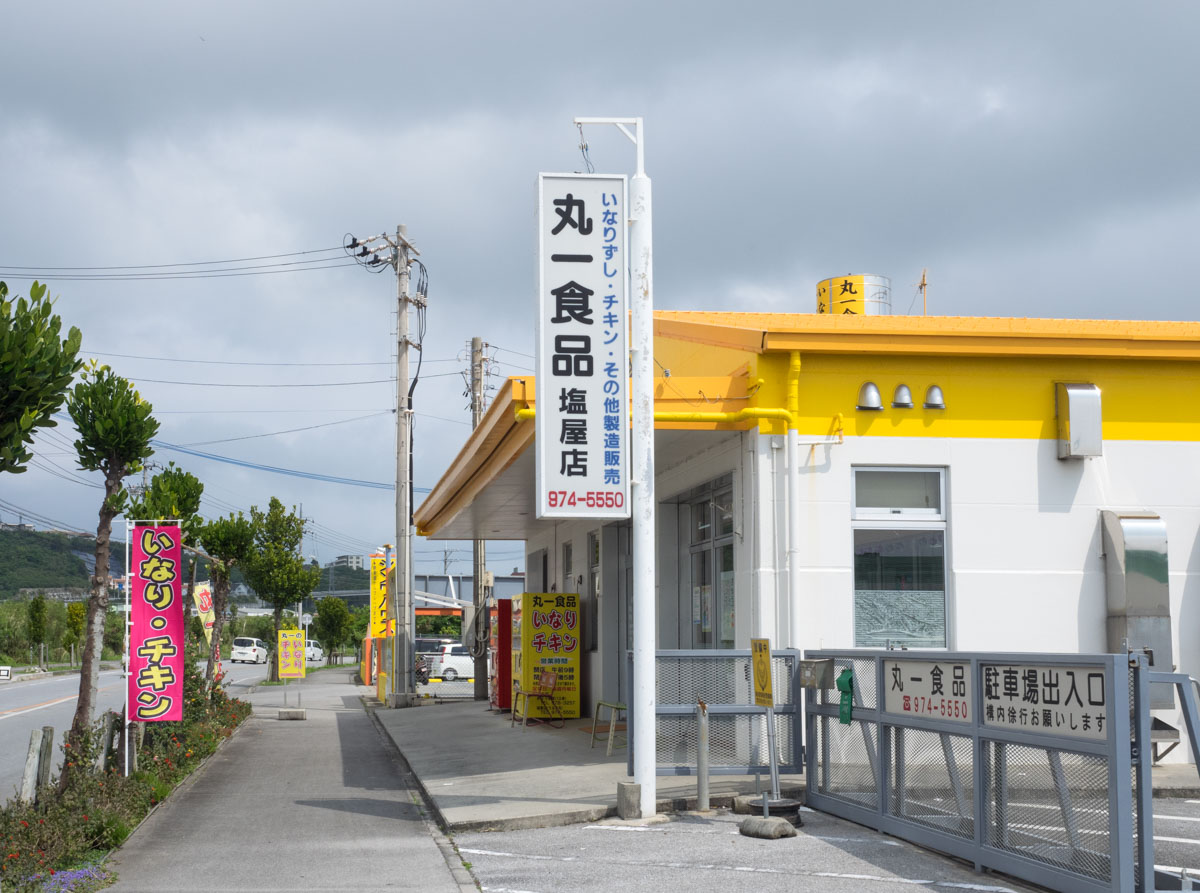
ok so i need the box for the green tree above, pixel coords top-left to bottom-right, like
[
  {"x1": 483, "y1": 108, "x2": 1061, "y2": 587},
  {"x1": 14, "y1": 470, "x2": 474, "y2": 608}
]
[
  {"x1": 312, "y1": 596, "x2": 351, "y2": 665},
  {"x1": 242, "y1": 498, "x2": 320, "y2": 682},
  {"x1": 127, "y1": 462, "x2": 204, "y2": 543},
  {"x1": 26, "y1": 595, "x2": 46, "y2": 662},
  {"x1": 197, "y1": 512, "x2": 253, "y2": 689},
  {"x1": 64, "y1": 601, "x2": 86, "y2": 651},
  {"x1": 0, "y1": 280, "x2": 83, "y2": 475},
  {"x1": 63, "y1": 364, "x2": 159, "y2": 782}
]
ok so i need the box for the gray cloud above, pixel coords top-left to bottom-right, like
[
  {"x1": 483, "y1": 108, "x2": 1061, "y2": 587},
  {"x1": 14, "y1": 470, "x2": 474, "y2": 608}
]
[{"x1": 2, "y1": 1, "x2": 1198, "y2": 568}]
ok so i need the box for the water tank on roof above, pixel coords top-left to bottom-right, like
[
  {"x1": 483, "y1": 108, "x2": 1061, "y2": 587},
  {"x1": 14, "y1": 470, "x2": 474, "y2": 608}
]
[{"x1": 817, "y1": 275, "x2": 891, "y2": 315}]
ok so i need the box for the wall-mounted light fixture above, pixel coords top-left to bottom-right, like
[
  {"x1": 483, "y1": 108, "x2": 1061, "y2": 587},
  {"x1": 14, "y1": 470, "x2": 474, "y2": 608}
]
[
  {"x1": 856, "y1": 381, "x2": 883, "y2": 411},
  {"x1": 892, "y1": 384, "x2": 914, "y2": 408},
  {"x1": 923, "y1": 385, "x2": 946, "y2": 410}
]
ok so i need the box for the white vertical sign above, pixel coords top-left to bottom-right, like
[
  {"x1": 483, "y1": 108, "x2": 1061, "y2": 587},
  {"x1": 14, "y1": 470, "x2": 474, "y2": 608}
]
[{"x1": 536, "y1": 173, "x2": 630, "y2": 519}]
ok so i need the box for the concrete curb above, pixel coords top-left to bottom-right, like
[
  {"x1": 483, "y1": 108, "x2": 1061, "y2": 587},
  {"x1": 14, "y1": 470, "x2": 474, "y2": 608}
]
[{"x1": 363, "y1": 700, "x2": 478, "y2": 893}]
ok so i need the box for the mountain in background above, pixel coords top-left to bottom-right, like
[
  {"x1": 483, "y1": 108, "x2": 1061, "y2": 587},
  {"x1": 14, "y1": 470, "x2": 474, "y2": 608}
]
[{"x1": 0, "y1": 527, "x2": 234, "y2": 600}]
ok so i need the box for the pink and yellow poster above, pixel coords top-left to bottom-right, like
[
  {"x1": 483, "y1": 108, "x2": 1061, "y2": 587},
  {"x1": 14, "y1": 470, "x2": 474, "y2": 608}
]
[{"x1": 129, "y1": 525, "x2": 184, "y2": 722}]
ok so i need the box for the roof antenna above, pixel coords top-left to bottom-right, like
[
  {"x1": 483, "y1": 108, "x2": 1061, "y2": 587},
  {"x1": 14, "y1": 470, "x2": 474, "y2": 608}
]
[{"x1": 919, "y1": 268, "x2": 928, "y2": 315}]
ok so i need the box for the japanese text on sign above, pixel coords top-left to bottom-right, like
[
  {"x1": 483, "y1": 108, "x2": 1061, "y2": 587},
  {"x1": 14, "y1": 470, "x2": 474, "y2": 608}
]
[
  {"x1": 982, "y1": 663, "x2": 1108, "y2": 741},
  {"x1": 278, "y1": 630, "x2": 306, "y2": 679},
  {"x1": 369, "y1": 555, "x2": 392, "y2": 638},
  {"x1": 515, "y1": 593, "x2": 581, "y2": 719},
  {"x1": 536, "y1": 174, "x2": 630, "y2": 520},
  {"x1": 883, "y1": 659, "x2": 973, "y2": 723},
  {"x1": 751, "y1": 638, "x2": 774, "y2": 708},
  {"x1": 129, "y1": 525, "x2": 184, "y2": 722}
]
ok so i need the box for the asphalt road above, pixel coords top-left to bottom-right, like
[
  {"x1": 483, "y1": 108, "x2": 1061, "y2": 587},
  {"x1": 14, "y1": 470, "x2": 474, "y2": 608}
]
[
  {"x1": 0, "y1": 660, "x2": 272, "y2": 798},
  {"x1": 1152, "y1": 797, "x2": 1200, "y2": 882}
]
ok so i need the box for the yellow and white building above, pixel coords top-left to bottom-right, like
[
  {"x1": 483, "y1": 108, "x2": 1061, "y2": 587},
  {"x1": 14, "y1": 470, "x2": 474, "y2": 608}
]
[{"x1": 415, "y1": 306, "x2": 1200, "y2": 756}]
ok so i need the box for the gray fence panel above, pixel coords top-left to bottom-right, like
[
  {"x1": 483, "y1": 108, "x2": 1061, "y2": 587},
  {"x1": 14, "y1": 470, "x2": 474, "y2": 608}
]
[
  {"x1": 806, "y1": 649, "x2": 1134, "y2": 893},
  {"x1": 628, "y1": 649, "x2": 804, "y2": 777}
]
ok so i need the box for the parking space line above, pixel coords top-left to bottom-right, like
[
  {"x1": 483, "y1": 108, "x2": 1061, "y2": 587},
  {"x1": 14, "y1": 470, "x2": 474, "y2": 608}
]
[{"x1": 459, "y1": 847, "x2": 1019, "y2": 891}]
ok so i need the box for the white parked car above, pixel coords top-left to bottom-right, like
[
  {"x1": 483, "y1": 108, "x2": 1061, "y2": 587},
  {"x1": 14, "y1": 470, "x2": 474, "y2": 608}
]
[
  {"x1": 231, "y1": 637, "x2": 269, "y2": 664},
  {"x1": 426, "y1": 643, "x2": 479, "y2": 682},
  {"x1": 306, "y1": 639, "x2": 324, "y2": 662}
]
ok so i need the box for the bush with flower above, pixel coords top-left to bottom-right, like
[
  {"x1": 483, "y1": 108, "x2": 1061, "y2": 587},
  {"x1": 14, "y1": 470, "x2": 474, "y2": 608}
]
[{"x1": 0, "y1": 656, "x2": 250, "y2": 891}]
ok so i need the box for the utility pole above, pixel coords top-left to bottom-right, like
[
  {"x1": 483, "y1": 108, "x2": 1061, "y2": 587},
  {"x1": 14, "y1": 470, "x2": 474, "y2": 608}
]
[
  {"x1": 470, "y1": 336, "x2": 489, "y2": 700},
  {"x1": 394, "y1": 225, "x2": 417, "y2": 708},
  {"x1": 345, "y1": 225, "x2": 421, "y2": 707}
]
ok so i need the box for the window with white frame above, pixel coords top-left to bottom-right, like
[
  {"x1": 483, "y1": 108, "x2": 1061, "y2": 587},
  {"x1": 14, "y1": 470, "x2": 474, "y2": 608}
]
[
  {"x1": 683, "y1": 473, "x2": 735, "y2": 649},
  {"x1": 852, "y1": 468, "x2": 947, "y2": 649}
]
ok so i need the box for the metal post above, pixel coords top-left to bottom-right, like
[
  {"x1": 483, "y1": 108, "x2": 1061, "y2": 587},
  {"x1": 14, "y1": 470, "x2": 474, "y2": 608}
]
[
  {"x1": 574, "y1": 115, "x2": 654, "y2": 817},
  {"x1": 765, "y1": 706, "x2": 781, "y2": 800},
  {"x1": 696, "y1": 701, "x2": 709, "y2": 811},
  {"x1": 786, "y1": 352, "x2": 802, "y2": 650},
  {"x1": 471, "y1": 336, "x2": 489, "y2": 701}
]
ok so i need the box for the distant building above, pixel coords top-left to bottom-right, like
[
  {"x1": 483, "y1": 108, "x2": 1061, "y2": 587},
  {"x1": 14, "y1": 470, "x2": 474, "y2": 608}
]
[{"x1": 327, "y1": 555, "x2": 364, "y2": 571}]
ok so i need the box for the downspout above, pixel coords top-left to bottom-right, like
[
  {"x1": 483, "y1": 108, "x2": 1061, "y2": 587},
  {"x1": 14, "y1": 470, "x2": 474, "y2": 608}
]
[{"x1": 786, "y1": 351, "x2": 803, "y2": 651}]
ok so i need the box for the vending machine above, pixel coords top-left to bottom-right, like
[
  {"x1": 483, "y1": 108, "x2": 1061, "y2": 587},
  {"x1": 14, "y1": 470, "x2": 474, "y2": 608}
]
[{"x1": 488, "y1": 596, "x2": 513, "y2": 710}]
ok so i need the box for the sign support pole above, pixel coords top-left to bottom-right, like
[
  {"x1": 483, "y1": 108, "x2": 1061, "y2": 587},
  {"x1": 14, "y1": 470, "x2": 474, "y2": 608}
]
[
  {"x1": 123, "y1": 520, "x2": 132, "y2": 778},
  {"x1": 575, "y1": 116, "x2": 656, "y2": 818}
]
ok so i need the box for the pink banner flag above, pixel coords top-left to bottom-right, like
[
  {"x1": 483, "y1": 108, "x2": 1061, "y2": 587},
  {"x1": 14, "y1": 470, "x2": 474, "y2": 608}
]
[{"x1": 129, "y1": 524, "x2": 184, "y2": 722}]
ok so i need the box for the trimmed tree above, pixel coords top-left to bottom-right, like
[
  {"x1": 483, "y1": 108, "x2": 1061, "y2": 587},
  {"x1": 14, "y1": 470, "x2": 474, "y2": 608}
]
[
  {"x1": 128, "y1": 462, "x2": 205, "y2": 641},
  {"x1": 242, "y1": 498, "x2": 320, "y2": 682},
  {"x1": 197, "y1": 512, "x2": 254, "y2": 690},
  {"x1": 0, "y1": 280, "x2": 83, "y2": 475},
  {"x1": 312, "y1": 595, "x2": 351, "y2": 665},
  {"x1": 63, "y1": 364, "x2": 158, "y2": 783}
]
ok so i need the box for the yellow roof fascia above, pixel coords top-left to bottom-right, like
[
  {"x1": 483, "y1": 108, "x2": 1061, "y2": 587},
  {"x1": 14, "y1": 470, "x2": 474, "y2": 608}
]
[{"x1": 657, "y1": 311, "x2": 1200, "y2": 360}]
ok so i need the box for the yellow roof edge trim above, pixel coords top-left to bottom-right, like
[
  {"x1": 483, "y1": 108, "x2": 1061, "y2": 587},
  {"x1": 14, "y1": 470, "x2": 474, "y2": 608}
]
[
  {"x1": 415, "y1": 376, "x2": 528, "y2": 531},
  {"x1": 653, "y1": 311, "x2": 1200, "y2": 360}
]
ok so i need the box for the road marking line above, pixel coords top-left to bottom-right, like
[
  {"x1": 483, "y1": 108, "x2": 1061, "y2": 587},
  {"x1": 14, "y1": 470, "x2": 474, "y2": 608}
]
[
  {"x1": 1157, "y1": 836, "x2": 1200, "y2": 846},
  {"x1": 0, "y1": 683, "x2": 123, "y2": 721},
  {"x1": 459, "y1": 848, "x2": 1017, "y2": 890},
  {"x1": 1156, "y1": 814, "x2": 1200, "y2": 824}
]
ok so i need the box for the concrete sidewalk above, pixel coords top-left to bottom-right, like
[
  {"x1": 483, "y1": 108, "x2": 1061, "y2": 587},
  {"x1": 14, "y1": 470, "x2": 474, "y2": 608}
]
[
  {"x1": 370, "y1": 694, "x2": 1200, "y2": 833},
  {"x1": 371, "y1": 696, "x2": 804, "y2": 832},
  {"x1": 107, "y1": 670, "x2": 474, "y2": 892}
]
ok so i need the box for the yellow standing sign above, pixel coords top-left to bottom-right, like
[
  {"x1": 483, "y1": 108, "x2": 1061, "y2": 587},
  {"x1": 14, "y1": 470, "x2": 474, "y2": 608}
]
[
  {"x1": 278, "y1": 629, "x2": 306, "y2": 679},
  {"x1": 751, "y1": 638, "x2": 774, "y2": 708}
]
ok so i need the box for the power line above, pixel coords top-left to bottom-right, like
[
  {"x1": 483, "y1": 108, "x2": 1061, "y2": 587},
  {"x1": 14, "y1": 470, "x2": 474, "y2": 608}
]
[
  {"x1": 85, "y1": 350, "x2": 394, "y2": 368},
  {"x1": 176, "y1": 411, "x2": 391, "y2": 447},
  {"x1": 0, "y1": 261, "x2": 360, "y2": 282},
  {"x1": 151, "y1": 408, "x2": 389, "y2": 414},
  {"x1": 84, "y1": 350, "x2": 467, "y2": 368},
  {"x1": 488, "y1": 343, "x2": 535, "y2": 360},
  {"x1": 135, "y1": 377, "x2": 395, "y2": 388},
  {"x1": 151, "y1": 439, "x2": 431, "y2": 492},
  {"x1": 0, "y1": 245, "x2": 344, "y2": 272}
]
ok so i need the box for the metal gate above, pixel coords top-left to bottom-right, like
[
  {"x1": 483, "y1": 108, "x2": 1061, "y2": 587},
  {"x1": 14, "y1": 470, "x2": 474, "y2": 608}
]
[{"x1": 806, "y1": 649, "x2": 1200, "y2": 893}]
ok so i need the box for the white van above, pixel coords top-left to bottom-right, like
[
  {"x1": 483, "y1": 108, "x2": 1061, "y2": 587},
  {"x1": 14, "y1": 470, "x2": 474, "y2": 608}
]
[
  {"x1": 231, "y1": 637, "x2": 269, "y2": 664},
  {"x1": 306, "y1": 639, "x2": 324, "y2": 662}
]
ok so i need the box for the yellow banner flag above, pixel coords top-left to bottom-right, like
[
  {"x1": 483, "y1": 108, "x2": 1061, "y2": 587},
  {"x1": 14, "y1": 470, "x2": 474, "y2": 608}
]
[
  {"x1": 370, "y1": 555, "x2": 389, "y2": 638},
  {"x1": 192, "y1": 582, "x2": 216, "y2": 646}
]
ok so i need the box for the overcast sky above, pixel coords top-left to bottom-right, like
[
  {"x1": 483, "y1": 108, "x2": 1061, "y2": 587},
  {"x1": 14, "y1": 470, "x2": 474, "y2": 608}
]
[{"x1": 2, "y1": 2, "x2": 1198, "y2": 577}]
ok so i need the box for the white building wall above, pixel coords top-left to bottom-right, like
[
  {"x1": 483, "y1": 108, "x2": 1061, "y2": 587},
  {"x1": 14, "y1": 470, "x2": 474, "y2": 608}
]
[{"x1": 780, "y1": 433, "x2": 1200, "y2": 759}]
